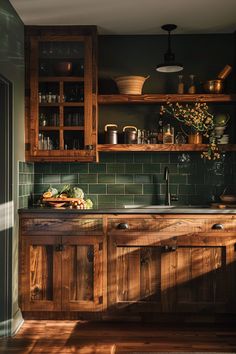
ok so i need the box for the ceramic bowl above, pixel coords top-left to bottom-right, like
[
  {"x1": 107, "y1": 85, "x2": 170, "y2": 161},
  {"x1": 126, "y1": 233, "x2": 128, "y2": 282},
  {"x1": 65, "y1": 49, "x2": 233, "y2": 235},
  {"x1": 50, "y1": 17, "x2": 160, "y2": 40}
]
[
  {"x1": 204, "y1": 79, "x2": 224, "y2": 94},
  {"x1": 114, "y1": 75, "x2": 150, "y2": 94},
  {"x1": 54, "y1": 61, "x2": 72, "y2": 76},
  {"x1": 220, "y1": 194, "x2": 236, "y2": 203}
]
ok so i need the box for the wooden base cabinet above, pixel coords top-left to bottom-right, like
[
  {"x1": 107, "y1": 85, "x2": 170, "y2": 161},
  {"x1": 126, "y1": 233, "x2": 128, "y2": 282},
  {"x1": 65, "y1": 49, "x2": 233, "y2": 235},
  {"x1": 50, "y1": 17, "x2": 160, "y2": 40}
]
[
  {"x1": 61, "y1": 236, "x2": 103, "y2": 311},
  {"x1": 20, "y1": 235, "x2": 62, "y2": 311},
  {"x1": 107, "y1": 216, "x2": 236, "y2": 316},
  {"x1": 19, "y1": 212, "x2": 236, "y2": 321},
  {"x1": 19, "y1": 215, "x2": 105, "y2": 313}
]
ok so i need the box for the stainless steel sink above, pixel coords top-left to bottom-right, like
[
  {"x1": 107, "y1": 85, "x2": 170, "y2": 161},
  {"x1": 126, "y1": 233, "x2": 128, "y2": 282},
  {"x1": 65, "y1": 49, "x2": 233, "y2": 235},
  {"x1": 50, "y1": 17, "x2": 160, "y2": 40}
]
[{"x1": 123, "y1": 205, "x2": 175, "y2": 209}]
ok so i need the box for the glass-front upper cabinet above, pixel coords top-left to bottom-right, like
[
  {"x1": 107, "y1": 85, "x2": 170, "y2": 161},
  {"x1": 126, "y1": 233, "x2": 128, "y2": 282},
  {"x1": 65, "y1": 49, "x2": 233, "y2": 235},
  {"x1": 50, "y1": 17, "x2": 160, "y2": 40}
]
[{"x1": 25, "y1": 27, "x2": 97, "y2": 162}]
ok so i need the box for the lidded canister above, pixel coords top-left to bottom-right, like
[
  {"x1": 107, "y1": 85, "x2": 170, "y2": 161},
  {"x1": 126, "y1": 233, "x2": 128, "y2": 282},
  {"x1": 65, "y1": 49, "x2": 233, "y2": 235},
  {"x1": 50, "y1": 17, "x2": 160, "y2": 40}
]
[
  {"x1": 105, "y1": 124, "x2": 118, "y2": 144},
  {"x1": 123, "y1": 126, "x2": 138, "y2": 144}
]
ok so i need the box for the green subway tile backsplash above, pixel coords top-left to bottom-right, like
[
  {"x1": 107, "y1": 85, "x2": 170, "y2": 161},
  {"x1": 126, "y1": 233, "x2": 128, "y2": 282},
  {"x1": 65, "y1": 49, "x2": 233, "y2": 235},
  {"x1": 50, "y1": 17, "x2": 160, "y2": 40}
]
[
  {"x1": 43, "y1": 174, "x2": 61, "y2": 184},
  {"x1": 116, "y1": 174, "x2": 133, "y2": 183},
  {"x1": 107, "y1": 184, "x2": 125, "y2": 195},
  {"x1": 79, "y1": 174, "x2": 98, "y2": 183},
  {"x1": 89, "y1": 184, "x2": 107, "y2": 194},
  {"x1": 18, "y1": 162, "x2": 34, "y2": 208},
  {"x1": 61, "y1": 174, "x2": 78, "y2": 184},
  {"x1": 125, "y1": 184, "x2": 143, "y2": 195},
  {"x1": 98, "y1": 174, "x2": 116, "y2": 183},
  {"x1": 18, "y1": 151, "x2": 236, "y2": 209},
  {"x1": 134, "y1": 174, "x2": 153, "y2": 183},
  {"x1": 89, "y1": 163, "x2": 106, "y2": 173},
  {"x1": 107, "y1": 163, "x2": 125, "y2": 173},
  {"x1": 125, "y1": 163, "x2": 143, "y2": 173},
  {"x1": 98, "y1": 195, "x2": 116, "y2": 204},
  {"x1": 51, "y1": 163, "x2": 70, "y2": 174},
  {"x1": 143, "y1": 164, "x2": 160, "y2": 173},
  {"x1": 70, "y1": 162, "x2": 88, "y2": 173},
  {"x1": 143, "y1": 184, "x2": 160, "y2": 195}
]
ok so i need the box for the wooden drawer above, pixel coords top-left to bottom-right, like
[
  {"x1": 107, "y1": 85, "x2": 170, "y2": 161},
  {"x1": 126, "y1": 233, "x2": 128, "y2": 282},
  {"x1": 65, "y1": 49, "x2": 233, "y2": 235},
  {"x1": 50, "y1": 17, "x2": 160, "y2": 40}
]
[
  {"x1": 108, "y1": 217, "x2": 206, "y2": 236},
  {"x1": 205, "y1": 216, "x2": 236, "y2": 233},
  {"x1": 21, "y1": 218, "x2": 103, "y2": 235}
]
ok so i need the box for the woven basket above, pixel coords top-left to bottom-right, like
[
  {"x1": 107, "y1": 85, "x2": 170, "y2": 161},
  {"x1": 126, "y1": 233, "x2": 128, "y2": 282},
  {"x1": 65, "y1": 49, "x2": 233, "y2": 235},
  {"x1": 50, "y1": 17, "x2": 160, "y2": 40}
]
[{"x1": 114, "y1": 75, "x2": 150, "y2": 94}]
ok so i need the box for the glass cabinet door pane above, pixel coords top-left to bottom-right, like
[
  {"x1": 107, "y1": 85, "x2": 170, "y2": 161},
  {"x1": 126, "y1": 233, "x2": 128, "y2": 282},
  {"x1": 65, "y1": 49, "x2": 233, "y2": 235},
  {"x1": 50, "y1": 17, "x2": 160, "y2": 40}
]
[
  {"x1": 37, "y1": 41, "x2": 85, "y2": 151},
  {"x1": 38, "y1": 41, "x2": 84, "y2": 77}
]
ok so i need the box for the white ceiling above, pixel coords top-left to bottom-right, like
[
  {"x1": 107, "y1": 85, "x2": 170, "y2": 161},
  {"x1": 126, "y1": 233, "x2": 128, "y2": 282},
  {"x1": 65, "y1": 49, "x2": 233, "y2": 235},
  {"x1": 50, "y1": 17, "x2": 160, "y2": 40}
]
[{"x1": 10, "y1": 0, "x2": 236, "y2": 35}]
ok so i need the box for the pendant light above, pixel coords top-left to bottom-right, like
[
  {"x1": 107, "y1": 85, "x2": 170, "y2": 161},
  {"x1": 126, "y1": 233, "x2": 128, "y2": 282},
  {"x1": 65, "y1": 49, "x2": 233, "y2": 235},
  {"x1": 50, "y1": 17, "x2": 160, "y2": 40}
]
[{"x1": 156, "y1": 24, "x2": 183, "y2": 73}]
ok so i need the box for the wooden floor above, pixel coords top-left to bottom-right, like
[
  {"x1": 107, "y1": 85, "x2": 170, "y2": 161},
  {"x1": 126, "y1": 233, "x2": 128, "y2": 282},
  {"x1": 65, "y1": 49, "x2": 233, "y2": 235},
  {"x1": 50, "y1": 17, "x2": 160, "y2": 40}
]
[{"x1": 1, "y1": 321, "x2": 236, "y2": 353}]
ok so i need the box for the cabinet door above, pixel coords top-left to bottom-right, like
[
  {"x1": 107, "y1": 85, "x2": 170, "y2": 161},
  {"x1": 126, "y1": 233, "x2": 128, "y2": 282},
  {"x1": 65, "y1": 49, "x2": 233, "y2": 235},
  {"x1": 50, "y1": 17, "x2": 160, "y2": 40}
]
[
  {"x1": 108, "y1": 235, "x2": 162, "y2": 311},
  {"x1": 108, "y1": 233, "x2": 236, "y2": 314},
  {"x1": 162, "y1": 242, "x2": 236, "y2": 313},
  {"x1": 26, "y1": 28, "x2": 97, "y2": 162},
  {"x1": 20, "y1": 236, "x2": 61, "y2": 311},
  {"x1": 61, "y1": 236, "x2": 104, "y2": 311}
]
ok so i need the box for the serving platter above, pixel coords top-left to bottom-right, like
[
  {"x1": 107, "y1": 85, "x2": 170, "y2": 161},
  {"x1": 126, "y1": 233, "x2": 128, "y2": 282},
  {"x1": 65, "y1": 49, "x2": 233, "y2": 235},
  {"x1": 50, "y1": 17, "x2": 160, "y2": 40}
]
[{"x1": 42, "y1": 197, "x2": 84, "y2": 208}]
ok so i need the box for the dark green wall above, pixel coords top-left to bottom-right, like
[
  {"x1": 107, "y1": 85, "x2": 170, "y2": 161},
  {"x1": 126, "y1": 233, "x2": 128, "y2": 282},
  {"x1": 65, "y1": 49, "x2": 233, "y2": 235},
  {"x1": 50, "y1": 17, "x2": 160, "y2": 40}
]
[
  {"x1": 32, "y1": 33, "x2": 236, "y2": 208},
  {"x1": 98, "y1": 34, "x2": 235, "y2": 93},
  {"x1": 0, "y1": 0, "x2": 24, "y2": 336},
  {"x1": 98, "y1": 34, "x2": 235, "y2": 137}
]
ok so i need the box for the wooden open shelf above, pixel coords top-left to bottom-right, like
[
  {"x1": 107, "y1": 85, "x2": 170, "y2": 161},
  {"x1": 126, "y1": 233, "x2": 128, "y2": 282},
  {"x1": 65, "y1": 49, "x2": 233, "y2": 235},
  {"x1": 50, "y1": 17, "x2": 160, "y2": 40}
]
[
  {"x1": 97, "y1": 144, "x2": 236, "y2": 152},
  {"x1": 98, "y1": 94, "x2": 236, "y2": 104},
  {"x1": 39, "y1": 102, "x2": 84, "y2": 107},
  {"x1": 39, "y1": 126, "x2": 59, "y2": 131},
  {"x1": 63, "y1": 126, "x2": 84, "y2": 130},
  {"x1": 39, "y1": 126, "x2": 84, "y2": 131},
  {"x1": 39, "y1": 76, "x2": 84, "y2": 82}
]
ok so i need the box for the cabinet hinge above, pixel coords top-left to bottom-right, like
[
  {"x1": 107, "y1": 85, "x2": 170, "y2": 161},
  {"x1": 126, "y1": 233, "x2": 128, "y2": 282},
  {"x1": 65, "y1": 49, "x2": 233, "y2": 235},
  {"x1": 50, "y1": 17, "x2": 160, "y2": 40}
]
[
  {"x1": 98, "y1": 295, "x2": 103, "y2": 304},
  {"x1": 99, "y1": 242, "x2": 103, "y2": 251},
  {"x1": 25, "y1": 143, "x2": 30, "y2": 151}
]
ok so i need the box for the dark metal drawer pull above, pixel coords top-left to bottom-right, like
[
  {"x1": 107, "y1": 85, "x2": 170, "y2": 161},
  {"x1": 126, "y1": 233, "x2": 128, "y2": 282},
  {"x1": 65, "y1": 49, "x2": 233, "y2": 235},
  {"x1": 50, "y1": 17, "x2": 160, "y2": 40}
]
[
  {"x1": 55, "y1": 244, "x2": 65, "y2": 252},
  {"x1": 162, "y1": 245, "x2": 178, "y2": 252},
  {"x1": 211, "y1": 224, "x2": 224, "y2": 230},
  {"x1": 117, "y1": 223, "x2": 129, "y2": 230}
]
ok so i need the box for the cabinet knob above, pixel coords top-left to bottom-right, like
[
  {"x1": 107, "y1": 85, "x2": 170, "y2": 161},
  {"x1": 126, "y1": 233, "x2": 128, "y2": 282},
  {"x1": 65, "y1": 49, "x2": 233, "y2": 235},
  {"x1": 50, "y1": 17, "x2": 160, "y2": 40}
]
[
  {"x1": 211, "y1": 223, "x2": 224, "y2": 230},
  {"x1": 161, "y1": 245, "x2": 178, "y2": 252},
  {"x1": 117, "y1": 223, "x2": 129, "y2": 230},
  {"x1": 55, "y1": 244, "x2": 65, "y2": 252}
]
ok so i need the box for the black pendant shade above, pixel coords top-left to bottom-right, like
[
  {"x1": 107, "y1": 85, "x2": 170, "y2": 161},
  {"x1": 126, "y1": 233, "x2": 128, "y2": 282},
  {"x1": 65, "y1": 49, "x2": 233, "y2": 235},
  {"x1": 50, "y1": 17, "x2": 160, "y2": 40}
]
[{"x1": 156, "y1": 24, "x2": 183, "y2": 73}]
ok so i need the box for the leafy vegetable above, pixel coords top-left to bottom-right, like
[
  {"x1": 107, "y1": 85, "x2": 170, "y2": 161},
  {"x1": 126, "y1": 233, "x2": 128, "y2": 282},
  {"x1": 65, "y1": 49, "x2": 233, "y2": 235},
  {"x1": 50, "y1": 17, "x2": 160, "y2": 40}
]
[
  {"x1": 48, "y1": 186, "x2": 58, "y2": 197},
  {"x1": 72, "y1": 187, "x2": 84, "y2": 199},
  {"x1": 85, "y1": 198, "x2": 93, "y2": 209},
  {"x1": 59, "y1": 184, "x2": 71, "y2": 195}
]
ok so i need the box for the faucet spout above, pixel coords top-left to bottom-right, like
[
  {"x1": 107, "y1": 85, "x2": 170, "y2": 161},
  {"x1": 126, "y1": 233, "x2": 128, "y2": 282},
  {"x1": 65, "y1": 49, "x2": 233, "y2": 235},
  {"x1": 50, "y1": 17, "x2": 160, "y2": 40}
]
[{"x1": 164, "y1": 166, "x2": 171, "y2": 206}]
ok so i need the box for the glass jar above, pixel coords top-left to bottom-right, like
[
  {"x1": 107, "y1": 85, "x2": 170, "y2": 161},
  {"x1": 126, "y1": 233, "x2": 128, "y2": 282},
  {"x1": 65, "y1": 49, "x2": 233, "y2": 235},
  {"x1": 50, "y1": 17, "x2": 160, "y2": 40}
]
[
  {"x1": 177, "y1": 75, "x2": 184, "y2": 94},
  {"x1": 163, "y1": 124, "x2": 174, "y2": 144},
  {"x1": 188, "y1": 74, "x2": 196, "y2": 94},
  {"x1": 175, "y1": 132, "x2": 186, "y2": 144}
]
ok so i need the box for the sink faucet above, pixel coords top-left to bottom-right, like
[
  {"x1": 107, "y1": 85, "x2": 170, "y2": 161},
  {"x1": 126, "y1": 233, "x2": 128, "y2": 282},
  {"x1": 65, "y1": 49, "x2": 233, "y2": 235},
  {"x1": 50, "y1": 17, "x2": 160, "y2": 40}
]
[{"x1": 164, "y1": 166, "x2": 171, "y2": 206}]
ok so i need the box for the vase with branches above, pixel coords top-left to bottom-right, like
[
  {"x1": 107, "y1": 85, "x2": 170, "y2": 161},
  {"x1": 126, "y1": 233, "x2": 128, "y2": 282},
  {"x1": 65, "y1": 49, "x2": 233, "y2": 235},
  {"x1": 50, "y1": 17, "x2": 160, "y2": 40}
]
[{"x1": 160, "y1": 101, "x2": 221, "y2": 160}]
